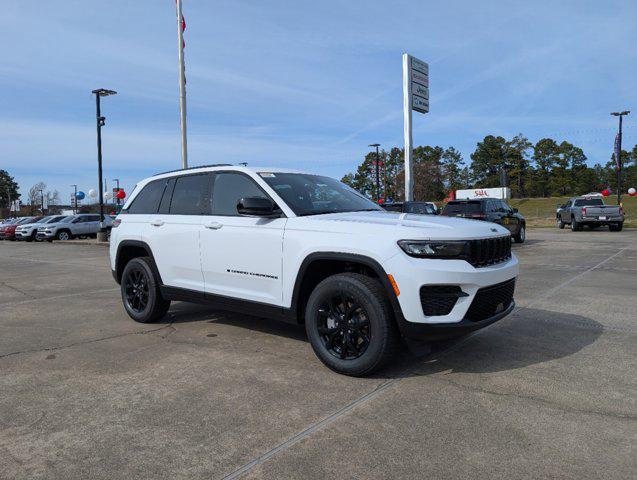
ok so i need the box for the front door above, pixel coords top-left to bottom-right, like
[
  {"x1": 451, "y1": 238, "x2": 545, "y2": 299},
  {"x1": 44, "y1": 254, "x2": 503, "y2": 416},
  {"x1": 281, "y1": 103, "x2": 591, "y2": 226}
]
[{"x1": 200, "y1": 172, "x2": 286, "y2": 305}]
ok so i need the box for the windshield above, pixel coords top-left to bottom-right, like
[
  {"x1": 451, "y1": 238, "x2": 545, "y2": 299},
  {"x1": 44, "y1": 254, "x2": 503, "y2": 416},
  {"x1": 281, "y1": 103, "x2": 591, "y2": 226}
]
[
  {"x1": 442, "y1": 201, "x2": 483, "y2": 215},
  {"x1": 34, "y1": 216, "x2": 52, "y2": 223},
  {"x1": 260, "y1": 173, "x2": 381, "y2": 216},
  {"x1": 574, "y1": 198, "x2": 604, "y2": 207},
  {"x1": 47, "y1": 216, "x2": 68, "y2": 223},
  {"x1": 60, "y1": 216, "x2": 75, "y2": 223}
]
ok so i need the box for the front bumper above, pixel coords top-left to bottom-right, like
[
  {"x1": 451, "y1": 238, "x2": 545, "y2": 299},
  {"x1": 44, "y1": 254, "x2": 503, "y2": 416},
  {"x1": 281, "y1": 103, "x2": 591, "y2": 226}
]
[
  {"x1": 397, "y1": 301, "x2": 515, "y2": 341},
  {"x1": 36, "y1": 231, "x2": 55, "y2": 240},
  {"x1": 15, "y1": 230, "x2": 33, "y2": 240},
  {"x1": 383, "y1": 250, "x2": 518, "y2": 339}
]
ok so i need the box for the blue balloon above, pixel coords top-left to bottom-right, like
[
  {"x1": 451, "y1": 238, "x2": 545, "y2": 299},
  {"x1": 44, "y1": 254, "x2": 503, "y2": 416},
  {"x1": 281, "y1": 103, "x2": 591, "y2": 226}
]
[{"x1": 76, "y1": 191, "x2": 85, "y2": 200}]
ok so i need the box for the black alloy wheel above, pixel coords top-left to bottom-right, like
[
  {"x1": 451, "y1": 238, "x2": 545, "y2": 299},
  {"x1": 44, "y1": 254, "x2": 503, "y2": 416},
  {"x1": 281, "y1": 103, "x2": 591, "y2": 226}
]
[
  {"x1": 120, "y1": 256, "x2": 170, "y2": 323},
  {"x1": 317, "y1": 293, "x2": 371, "y2": 360},
  {"x1": 305, "y1": 273, "x2": 399, "y2": 376},
  {"x1": 124, "y1": 267, "x2": 150, "y2": 314}
]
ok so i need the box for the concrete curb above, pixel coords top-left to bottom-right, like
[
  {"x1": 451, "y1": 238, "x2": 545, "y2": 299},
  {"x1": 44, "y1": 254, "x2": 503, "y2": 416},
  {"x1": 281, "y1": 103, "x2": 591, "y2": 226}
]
[{"x1": 52, "y1": 239, "x2": 110, "y2": 247}]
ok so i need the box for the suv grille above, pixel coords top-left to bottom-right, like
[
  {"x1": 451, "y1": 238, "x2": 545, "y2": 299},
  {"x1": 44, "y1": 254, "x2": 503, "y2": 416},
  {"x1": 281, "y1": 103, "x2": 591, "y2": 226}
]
[
  {"x1": 464, "y1": 278, "x2": 515, "y2": 322},
  {"x1": 468, "y1": 236, "x2": 511, "y2": 268},
  {"x1": 420, "y1": 285, "x2": 466, "y2": 316}
]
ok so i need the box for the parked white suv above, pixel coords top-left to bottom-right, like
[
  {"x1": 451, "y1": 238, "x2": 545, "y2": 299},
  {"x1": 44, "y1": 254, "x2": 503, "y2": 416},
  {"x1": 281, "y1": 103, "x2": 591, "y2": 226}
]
[{"x1": 110, "y1": 165, "x2": 518, "y2": 375}]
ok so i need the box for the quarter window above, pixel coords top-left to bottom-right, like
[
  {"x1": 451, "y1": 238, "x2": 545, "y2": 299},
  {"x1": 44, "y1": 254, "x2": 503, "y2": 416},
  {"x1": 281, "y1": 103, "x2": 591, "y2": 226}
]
[
  {"x1": 211, "y1": 173, "x2": 268, "y2": 216},
  {"x1": 127, "y1": 180, "x2": 167, "y2": 214},
  {"x1": 170, "y1": 174, "x2": 210, "y2": 215}
]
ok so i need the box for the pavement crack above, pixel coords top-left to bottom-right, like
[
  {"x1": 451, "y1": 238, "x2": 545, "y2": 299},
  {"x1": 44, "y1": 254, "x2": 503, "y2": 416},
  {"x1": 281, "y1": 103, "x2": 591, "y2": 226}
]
[
  {"x1": 0, "y1": 322, "x2": 175, "y2": 360},
  {"x1": 432, "y1": 375, "x2": 636, "y2": 421},
  {"x1": 0, "y1": 282, "x2": 37, "y2": 299}
]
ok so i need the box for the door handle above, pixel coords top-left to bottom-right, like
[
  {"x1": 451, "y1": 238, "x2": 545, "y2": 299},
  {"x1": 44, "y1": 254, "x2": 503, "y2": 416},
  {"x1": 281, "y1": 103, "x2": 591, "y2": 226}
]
[
  {"x1": 150, "y1": 219, "x2": 165, "y2": 227},
  {"x1": 204, "y1": 221, "x2": 223, "y2": 230}
]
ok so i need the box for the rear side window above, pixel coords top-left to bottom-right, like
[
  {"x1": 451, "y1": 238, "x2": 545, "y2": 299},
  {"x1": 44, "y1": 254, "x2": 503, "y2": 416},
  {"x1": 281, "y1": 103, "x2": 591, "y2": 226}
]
[
  {"x1": 211, "y1": 173, "x2": 268, "y2": 216},
  {"x1": 442, "y1": 201, "x2": 483, "y2": 215},
  {"x1": 127, "y1": 180, "x2": 167, "y2": 214},
  {"x1": 170, "y1": 174, "x2": 210, "y2": 215},
  {"x1": 404, "y1": 203, "x2": 433, "y2": 214},
  {"x1": 574, "y1": 198, "x2": 603, "y2": 207}
]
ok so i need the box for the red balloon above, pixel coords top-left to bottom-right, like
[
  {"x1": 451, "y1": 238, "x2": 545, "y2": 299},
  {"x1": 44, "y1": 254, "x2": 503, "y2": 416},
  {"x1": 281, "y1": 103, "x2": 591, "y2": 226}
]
[
  {"x1": 601, "y1": 189, "x2": 610, "y2": 197},
  {"x1": 377, "y1": 198, "x2": 384, "y2": 205},
  {"x1": 115, "y1": 189, "x2": 126, "y2": 199}
]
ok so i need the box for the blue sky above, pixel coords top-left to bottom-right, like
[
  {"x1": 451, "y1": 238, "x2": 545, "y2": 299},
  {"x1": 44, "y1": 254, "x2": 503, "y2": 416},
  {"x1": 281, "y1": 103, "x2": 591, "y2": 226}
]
[{"x1": 1, "y1": 0, "x2": 635, "y2": 202}]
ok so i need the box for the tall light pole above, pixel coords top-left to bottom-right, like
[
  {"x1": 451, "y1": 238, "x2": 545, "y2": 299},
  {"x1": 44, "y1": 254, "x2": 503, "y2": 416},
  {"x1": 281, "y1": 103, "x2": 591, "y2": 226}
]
[
  {"x1": 92, "y1": 88, "x2": 117, "y2": 240},
  {"x1": 176, "y1": 0, "x2": 188, "y2": 169},
  {"x1": 369, "y1": 143, "x2": 381, "y2": 202},
  {"x1": 611, "y1": 111, "x2": 630, "y2": 205},
  {"x1": 70, "y1": 185, "x2": 77, "y2": 214}
]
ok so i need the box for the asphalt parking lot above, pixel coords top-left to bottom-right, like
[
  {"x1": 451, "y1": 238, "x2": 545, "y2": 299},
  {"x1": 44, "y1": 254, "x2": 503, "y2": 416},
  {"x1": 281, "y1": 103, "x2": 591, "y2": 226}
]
[{"x1": 0, "y1": 229, "x2": 635, "y2": 480}]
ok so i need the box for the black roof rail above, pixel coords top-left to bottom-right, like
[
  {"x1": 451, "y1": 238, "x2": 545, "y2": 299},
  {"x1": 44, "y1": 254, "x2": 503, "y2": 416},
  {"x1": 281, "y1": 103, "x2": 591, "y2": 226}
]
[{"x1": 153, "y1": 164, "x2": 233, "y2": 176}]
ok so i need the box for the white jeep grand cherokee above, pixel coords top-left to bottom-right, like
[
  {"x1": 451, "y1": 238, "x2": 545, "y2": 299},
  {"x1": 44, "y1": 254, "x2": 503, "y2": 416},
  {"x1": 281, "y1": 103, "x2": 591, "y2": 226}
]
[{"x1": 110, "y1": 165, "x2": 518, "y2": 375}]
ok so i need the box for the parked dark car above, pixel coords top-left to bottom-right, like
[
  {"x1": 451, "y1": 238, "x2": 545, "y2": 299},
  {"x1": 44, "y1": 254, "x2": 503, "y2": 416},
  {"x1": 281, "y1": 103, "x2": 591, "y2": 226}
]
[
  {"x1": 441, "y1": 198, "x2": 526, "y2": 243},
  {"x1": 382, "y1": 201, "x2": 437, "y2": 215}
]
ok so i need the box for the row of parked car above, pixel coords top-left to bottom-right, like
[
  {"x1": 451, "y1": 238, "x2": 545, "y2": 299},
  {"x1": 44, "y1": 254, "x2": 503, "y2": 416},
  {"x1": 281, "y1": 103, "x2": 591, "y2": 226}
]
[
  {"x1": 381, "y1": 198, "x2": 527, "y2": 243},
  {"x1": 0, "y1": 214, "x2": 113, "y2": 242}
]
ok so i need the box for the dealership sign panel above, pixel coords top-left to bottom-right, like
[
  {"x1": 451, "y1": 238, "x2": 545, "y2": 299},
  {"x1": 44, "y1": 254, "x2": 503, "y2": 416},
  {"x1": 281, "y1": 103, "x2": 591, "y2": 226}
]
[
  {"x1": 456, "y1": 187, "x2": 511, "y2": 200},
  {"x1": 403, "y1": 53, "x2": 429, "y2": 202}
]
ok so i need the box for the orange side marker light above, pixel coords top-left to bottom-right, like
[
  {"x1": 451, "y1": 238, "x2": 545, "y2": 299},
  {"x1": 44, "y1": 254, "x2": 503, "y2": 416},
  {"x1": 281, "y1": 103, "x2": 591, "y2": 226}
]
[{"x1": 387, "y1": 274, "x2": 400, "y2": 297}]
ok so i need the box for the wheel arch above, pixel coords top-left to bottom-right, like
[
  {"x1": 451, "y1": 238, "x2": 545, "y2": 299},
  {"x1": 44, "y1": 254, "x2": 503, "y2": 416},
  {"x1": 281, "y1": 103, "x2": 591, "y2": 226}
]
[
  {"x1": 114, "y1": 240, "x2": 162, "y2": 285},
  {"x1": 290, "y1": 252, "x2": 405, "y2": 326}
]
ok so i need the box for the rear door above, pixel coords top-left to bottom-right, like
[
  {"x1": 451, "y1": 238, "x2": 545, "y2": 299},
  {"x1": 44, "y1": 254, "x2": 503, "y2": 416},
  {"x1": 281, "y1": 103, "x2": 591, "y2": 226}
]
[
  {"x1": 144, "y1": 174, "x2": 210, "y2": 292},
  {"x1": 200, "y1": 171, "x2": 286, "y2": 305}
]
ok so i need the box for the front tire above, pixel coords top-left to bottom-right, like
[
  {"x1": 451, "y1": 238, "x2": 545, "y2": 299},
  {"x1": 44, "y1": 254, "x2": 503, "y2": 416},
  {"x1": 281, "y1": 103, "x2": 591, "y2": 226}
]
[
  {"x1": 56, "y1": 230, "x2": 71, "y2": 241},
  {"x1": 557, "y1": 217, "x2": 565, "y2": 229},
  {"x1": 121, "y1": 256, "x2": 170, "y2": 323},
  {"x1": 305, "y1": 273, "x2": 399, "y2": 376}
]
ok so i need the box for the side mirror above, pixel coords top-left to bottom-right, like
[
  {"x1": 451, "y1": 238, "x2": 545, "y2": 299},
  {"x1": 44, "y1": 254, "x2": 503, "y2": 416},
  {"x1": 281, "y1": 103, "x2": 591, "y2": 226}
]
[
  {"x1": 237, "y1": 197, "x2": 280, "y2": 217},
  {"x1": 512, "y1": 208, "x2": 518, "y2": 213}
]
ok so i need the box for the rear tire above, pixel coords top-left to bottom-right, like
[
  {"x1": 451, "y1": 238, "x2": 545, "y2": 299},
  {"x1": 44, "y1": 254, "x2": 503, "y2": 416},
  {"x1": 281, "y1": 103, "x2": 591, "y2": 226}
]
[
  {"x1": 121, "y1": 256, "x2": 170, "y2": 323},
  {"x1": 557, "y1": 218, "x2": 565, "y2": 229},
  {"x1": 571, "y1": 218, "x2": 581, "y2": 231},
  {"x1": 305, "y1": 273, "x2": 399, "y2": 376},
  {"x1": 514, "y1": 225, "x2": 526, "y2": 243},
  {"x1": 609, "y1": 222, "x2": 623, "y2": 232}
]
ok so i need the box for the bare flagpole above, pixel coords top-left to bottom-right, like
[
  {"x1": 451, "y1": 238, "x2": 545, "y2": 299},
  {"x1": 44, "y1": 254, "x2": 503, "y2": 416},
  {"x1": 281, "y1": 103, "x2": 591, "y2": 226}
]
[{"x1": 176, "y1": 0, "x2": 188, "y2": 169}]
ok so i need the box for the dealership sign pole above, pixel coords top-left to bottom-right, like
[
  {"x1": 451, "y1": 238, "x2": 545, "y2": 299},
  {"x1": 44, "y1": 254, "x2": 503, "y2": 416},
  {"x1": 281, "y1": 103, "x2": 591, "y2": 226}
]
[
  {"x1": 176, "y1": 0, "x2": 188, "y2": 169},
  {"x1": 403, "y1": 54, "x2": 429, "y2": 201}
]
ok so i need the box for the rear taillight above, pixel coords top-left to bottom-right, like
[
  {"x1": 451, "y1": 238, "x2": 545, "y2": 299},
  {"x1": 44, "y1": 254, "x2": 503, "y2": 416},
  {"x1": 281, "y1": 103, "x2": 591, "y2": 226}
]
[
  {"x1": 582, "y1": 207, "x2": 586, "y2": 216},
  {"x1": 619, "y1": 207, "x2": 624, "y2": 215},
  {"x1": 112, "y1": 219, "x2": 121, "y2": 228}
]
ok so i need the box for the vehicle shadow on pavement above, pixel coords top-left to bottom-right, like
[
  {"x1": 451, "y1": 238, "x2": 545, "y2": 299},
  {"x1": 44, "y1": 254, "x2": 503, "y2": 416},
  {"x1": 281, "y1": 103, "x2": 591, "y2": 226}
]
[
  {"x1": 166, "y1": 302, "x2": 307, "y2": 341},
  {"x1": 383, "y1": 308, "x2": 604, "y2": 379}
]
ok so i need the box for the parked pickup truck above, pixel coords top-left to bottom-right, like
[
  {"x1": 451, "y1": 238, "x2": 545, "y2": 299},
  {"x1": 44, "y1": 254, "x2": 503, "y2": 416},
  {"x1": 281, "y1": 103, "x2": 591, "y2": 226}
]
[{"x1": 557, "y1": 197, "x2": 624, "y2": 231}]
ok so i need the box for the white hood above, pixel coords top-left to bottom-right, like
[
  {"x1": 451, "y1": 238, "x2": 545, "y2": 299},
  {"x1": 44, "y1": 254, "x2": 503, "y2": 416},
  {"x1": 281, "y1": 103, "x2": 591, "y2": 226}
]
[{"x1": 292, "y1": 211, "x2": 510, "y2": 240}]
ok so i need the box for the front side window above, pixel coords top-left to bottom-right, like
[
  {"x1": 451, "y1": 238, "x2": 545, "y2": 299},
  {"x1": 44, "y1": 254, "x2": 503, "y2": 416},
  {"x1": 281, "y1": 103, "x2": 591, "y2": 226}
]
[
  {"x1": 211, "y1": 173, "x2": 268, "y2": 216},
  {"x1": 260, "y1": 173, "x2": 380, "y2": 216},
  {"x1": 127, "y1": 179, "x2": 167, "y2": 214},
  {"x1": 170, "y1": 174, "x2": 210, "y2": 215}
]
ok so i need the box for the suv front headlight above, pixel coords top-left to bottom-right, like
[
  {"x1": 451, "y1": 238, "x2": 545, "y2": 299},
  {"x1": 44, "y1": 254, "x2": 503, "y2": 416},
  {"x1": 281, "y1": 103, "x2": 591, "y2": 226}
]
[{"x1": 398, "y1": 240, "x2": 470, "y2": 259}]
